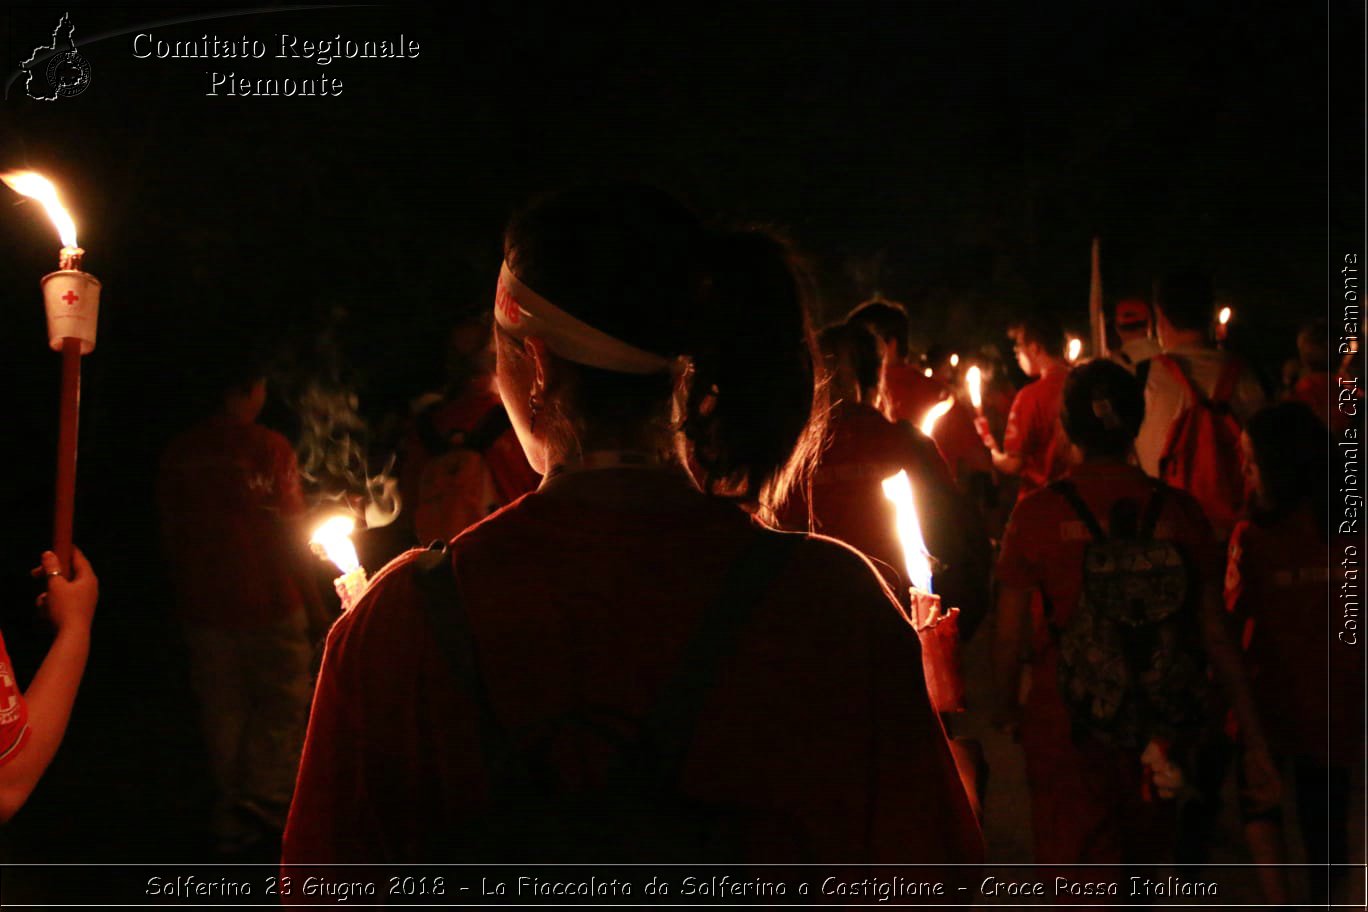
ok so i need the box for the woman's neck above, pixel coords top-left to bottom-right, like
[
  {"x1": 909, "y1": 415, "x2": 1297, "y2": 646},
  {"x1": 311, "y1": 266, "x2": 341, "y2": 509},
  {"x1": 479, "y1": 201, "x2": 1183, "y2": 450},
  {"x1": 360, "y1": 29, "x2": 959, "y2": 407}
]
[{"x1": 538, "y1": 455, "x2": 699, "y2": 509}]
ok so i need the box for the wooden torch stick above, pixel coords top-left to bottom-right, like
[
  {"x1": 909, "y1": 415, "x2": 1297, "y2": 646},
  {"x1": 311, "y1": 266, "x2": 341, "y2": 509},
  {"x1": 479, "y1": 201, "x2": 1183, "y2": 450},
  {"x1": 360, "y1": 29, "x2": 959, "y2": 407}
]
[{"x1": 53, "y1": 336, "x2": 82, "y2": 574}]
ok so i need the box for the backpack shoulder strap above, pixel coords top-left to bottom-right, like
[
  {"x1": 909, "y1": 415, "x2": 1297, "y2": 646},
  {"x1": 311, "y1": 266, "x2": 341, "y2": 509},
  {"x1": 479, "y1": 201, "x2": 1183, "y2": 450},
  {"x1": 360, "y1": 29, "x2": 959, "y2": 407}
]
[
  {"x1": 1153, "y1": 354, "x2": 1206, "y2": 406},
  {"x1": 1135, "y1": 358, "x2": 1152, "y2": 389},
  {"x1": 645, "y1": 530, "x2": 801, "y2": 779},
  {"x1": 414, "y1": 530, "x2": 800, "y2": 786},
  {"x1": 1049, "y1": 480, "x2": 1107, "y2": 542},
  {"x1": 1139, "y1": 483, "x2": 1169, "y2": 539},
  {"x1": 414, "y1": 542, "x2": 510, "y2": 761}
]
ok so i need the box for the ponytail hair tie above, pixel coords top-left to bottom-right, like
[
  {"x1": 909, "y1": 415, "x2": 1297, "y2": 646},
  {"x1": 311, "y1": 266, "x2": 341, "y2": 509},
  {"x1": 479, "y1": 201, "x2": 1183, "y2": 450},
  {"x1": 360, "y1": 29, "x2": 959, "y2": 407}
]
[{"x1": 1091, "y1": 394, "x2": 1122, "y2": 429}]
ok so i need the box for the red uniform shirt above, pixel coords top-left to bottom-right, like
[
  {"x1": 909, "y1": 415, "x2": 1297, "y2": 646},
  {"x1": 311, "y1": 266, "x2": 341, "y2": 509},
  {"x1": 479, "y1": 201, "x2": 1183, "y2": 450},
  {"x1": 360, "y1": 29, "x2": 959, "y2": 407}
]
[
  {"x1": 997, "y1": 462, "x2": 1221, "y2": 710},
  {"x1": 284, "y1": 486, "x2": 983, "y2": 869},
  {"x1": 1002, "y1": 366, "x2": 1070, "y2": 498},
  {"x1": 777, "y1": 401, "x2": 951, "y2": 586},
  {"x1": 881, "y1": 361, "x2": 944, "y2": 424},
  {"x1": 996, "y1": 463, "x2": 1219, "y2": 866},
  {"x1": 775, "y1": 402, "x2": 990, "y2": 635},
  {"x1": 158, "y1": 414, "x2": 319, "y2": 629},
  {"x1": 0, "y1": 632, "x2": 30, "y2": 768},
  {"x1": 1225, "y1": 510, "x2": 1362, "y2": 766},
  {"x1": 928, "y1": 400, "x2": 992, "y2": 485}
]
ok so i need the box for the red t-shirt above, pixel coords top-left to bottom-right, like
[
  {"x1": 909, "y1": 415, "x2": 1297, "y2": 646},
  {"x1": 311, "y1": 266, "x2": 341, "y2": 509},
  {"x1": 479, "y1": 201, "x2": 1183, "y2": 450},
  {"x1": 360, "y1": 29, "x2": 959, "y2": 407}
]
[
  {"x1": 881, "y1": 362, "x2": 944, "y2": 424},
  {"x1": 775, "y1": 402, "x2": 990, "y2": 635},
  {"x1": 1225, "y1": 510, "x2": 1362, "y2": 766},
  {"x1": 777, "y1": 401, "x2": 950, "y2": 586},
  {"x1": 929, "y1": 400, "x2": 992, "y2": 485},
  {"x1": 996, "y1": 464, "x2": 1220, "y2": 866},
  {"x1": 997, "y1": 462, "x2": 1222, "y2": 709},
  {"x1": 1002, "y1": 366, "x2": 1071, "y2": 498},
  {"x1": 283, "y1": 486, "x2": 983, "y2": 870},
  {"x1": 0, "y1": 632, "x2": 30, "y2": 768},
  {"x1": 158, "y1": 414, "x2": 319, "y2": 629}
]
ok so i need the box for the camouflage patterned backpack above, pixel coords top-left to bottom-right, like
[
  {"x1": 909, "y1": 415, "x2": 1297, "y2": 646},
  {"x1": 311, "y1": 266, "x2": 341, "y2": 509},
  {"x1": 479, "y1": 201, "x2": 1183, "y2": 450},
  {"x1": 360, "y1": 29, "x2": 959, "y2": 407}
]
[{"x1": 1047, "y1": 480, "x2": 1214, "y2": 750}]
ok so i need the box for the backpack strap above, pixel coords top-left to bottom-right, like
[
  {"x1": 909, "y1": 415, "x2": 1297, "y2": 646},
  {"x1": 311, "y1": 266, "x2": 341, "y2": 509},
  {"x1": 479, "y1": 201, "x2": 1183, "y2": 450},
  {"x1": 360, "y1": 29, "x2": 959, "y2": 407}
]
[
  {"x1": 415, "y1": 542, "x2": 511, "y2": 765},
  {"x1": 644, "y1": 531, "x2": 800, "y2": 781},
  {"x1": 1139, "y1": 483, "x2": 1169, "y2": 539},
  {"x1": 1153, "y1": 354, "x2": 1205, "y2": 406},
  {"x1": 415, "y1": 529, "x2": 800, "y2": 788},
  {"x1": 1135, "y1": 358, "x2": 1152, "y2": 389},
  {"x1": 1049, "y1": 480, "x2": 1107, "y2": 543}
]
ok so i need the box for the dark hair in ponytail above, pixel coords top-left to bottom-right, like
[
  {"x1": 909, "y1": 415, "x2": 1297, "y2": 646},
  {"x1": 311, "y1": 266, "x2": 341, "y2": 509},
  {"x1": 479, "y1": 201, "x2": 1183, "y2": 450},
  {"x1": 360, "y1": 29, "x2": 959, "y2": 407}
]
[
  {"x1": 683, "y1": 229, "x2": 823, "y2": 511},
  {"x1": 1060, "y1": 359, "x2": 1143, "y2": 458},
  {"x1": 502, "y1": 182, "x2": 822, "y2": 515}
]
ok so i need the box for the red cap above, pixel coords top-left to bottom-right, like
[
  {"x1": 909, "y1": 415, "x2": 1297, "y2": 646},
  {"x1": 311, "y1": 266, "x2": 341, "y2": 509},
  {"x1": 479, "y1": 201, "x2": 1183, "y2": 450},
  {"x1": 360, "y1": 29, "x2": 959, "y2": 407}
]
[{"x1": 1114, "y1": 298, "x2": 1150, "y2": 328}]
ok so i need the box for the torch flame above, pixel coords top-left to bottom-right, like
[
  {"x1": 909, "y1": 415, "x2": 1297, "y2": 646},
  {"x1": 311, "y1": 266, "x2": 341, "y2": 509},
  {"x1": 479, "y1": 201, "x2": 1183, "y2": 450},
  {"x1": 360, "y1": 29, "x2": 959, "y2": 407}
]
[
  {"x1": 966, "y1": 365, "x2": 983, "y2": 411},
  {"x1": 922, "y1": 367, "x2": 933, "y2": 378},
  {"x1": 882, "y1": 470, "x2": 933, "y2": 593},
  {"x1": 949, "y1": 353, "x2": 960, "y2": 368},
  {"x1": 310, "y1": 515, "x2": 360, "y2": 575},
  {"x1": 919, "y1": 396, "x2": 954, "y2": 436},
  {"x1": 1218, "y1": 306, "x2": 1232, "y2": 326},
  {"x1": 2, "y1": 171, "x2": 78, "y2": 250},
  {"x1": 1067, "y1": 336, "x2": 1083, "y2": 363}
]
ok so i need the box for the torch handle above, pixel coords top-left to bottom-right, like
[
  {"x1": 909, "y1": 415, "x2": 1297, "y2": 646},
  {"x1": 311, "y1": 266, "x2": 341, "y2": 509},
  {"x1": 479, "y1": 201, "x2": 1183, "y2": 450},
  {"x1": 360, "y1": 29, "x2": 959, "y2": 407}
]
[{"x1": 53, "y1": 337, "x2": 82, "y2": 574}]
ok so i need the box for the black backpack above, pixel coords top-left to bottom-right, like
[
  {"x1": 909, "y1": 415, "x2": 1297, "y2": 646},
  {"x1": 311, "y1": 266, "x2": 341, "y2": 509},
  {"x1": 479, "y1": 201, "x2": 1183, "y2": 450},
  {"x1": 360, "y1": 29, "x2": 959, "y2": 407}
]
[
  {"x1": 1047, "y1": 480, "x2": 1215, "y2": 751},
  {"x1": 414, "y1": 531, "x2": 808, "y2": 863}
]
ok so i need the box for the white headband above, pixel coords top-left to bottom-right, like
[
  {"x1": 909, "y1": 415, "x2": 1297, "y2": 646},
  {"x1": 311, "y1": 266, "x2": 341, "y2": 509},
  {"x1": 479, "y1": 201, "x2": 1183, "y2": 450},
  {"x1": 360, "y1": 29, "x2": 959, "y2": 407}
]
[{"x1": 495, "y1": 262, "x2": 676, "y2": 375}]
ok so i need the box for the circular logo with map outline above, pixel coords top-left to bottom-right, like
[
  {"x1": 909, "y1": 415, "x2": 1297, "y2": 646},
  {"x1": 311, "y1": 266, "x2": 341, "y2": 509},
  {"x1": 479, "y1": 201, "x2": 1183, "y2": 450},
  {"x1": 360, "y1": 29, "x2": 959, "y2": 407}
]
[{"x1": 44, "y1": 49, "x2": 91, "y2": 98}]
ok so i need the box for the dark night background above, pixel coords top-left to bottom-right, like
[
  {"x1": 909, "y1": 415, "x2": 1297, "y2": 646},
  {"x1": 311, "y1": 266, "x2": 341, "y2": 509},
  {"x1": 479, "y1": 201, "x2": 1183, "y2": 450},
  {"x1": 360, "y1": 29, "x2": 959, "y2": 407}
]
[{"x1": 0, "y1": 0, "x2": 1360, "y2": 876}]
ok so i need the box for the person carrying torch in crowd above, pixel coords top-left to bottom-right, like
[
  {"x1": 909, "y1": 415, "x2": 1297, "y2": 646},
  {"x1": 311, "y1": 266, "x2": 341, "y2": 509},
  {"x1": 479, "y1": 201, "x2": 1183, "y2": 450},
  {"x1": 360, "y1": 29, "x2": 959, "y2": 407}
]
[
  {"x1": 158, "y1": 345, "x2": 324, "y2": 858},
  {"x1": 775, "y1": 323, "x2": 991, "y2": 640},
  {"x1": 974, "y1": 312, "x2": 1072, "y2": 503},
  {"x1": 284, "y1": 183, "x2": 982, "y2": 875}
]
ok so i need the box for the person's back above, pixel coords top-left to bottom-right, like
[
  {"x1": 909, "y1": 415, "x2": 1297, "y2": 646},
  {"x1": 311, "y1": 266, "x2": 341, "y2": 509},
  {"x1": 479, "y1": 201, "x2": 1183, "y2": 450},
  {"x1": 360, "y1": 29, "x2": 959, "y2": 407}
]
[
  {"x1": 1134, "y1": 346, "x2": 1266, "y2": 476},
  {"x1": 284, "y1": 184, "x2": 981, "y2": 877},
  {"x1": 285, "y1": 478, "x2": 980, "y2": 865},
  {"x1": 993, "y1": 361, "x2": 1271, "y2": 870},
  {"x1": 159, "y1": 369, "x2": 320, "y2": 855},
  {"x1": 779, "y1": 400, "x2": 917, "y2": 580},
  {"x1": 779, "y1": 401, "x2": 990, "y2": 637},
  {"x1": 1134, "y1": 273, "x2": 1266, "y2": 478},
  {"x1": 160, "y1": 410, "x2": 315, "y2": 628}
]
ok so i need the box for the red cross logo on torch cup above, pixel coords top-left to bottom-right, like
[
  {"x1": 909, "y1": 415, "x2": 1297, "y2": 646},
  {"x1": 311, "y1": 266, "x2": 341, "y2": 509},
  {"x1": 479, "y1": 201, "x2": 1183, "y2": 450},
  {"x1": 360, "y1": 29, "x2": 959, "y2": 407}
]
[{"x1": 61, "y1": 290, "x2": 79, "y2": 307}]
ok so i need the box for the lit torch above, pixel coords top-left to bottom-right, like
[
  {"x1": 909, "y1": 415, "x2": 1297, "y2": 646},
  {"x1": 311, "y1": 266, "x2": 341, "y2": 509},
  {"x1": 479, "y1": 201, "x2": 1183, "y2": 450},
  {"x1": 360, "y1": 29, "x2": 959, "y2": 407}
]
[
  {"x1": 880, "y1": 470, "x2": 938, "y2": 626},
  {"x1": 882, "y1": 469, "x2": 963, "y2": 712},
  {"x1": 310, "y1": 515, "x2": 369, "y2": 612},
  {"x1": 966, "y1": 365, "x2": 983, "y2": 415},
  {"x1": 3, "y1": 171, "x2": 101, "y2": 575},
  {"x1": 1216, "y1": 305, "x2": 1233, "y2": 343},
  {"x1": 949, "y1": 353, "x2": 960, "y2": 368},
  {"x1": 918, "y1": 396, "x2": 954, "y2": 437},
  {"x1": 1067, "y1": 335, "x2": 1083, "y2": 363}
]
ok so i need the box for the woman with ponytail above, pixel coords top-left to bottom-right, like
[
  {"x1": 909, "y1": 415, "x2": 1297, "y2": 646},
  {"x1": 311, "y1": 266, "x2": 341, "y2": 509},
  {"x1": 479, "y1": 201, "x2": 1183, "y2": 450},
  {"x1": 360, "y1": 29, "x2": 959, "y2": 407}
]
[{"x1": 283, "y1": 184, "x2": 981, "y2": 873}]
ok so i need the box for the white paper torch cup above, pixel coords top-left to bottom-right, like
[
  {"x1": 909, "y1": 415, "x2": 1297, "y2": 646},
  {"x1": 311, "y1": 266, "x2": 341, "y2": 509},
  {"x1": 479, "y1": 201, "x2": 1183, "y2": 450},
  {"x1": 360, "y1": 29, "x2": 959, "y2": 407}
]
[{"x1": 42, "y1": 270, "x2": 101, "y2": 353}]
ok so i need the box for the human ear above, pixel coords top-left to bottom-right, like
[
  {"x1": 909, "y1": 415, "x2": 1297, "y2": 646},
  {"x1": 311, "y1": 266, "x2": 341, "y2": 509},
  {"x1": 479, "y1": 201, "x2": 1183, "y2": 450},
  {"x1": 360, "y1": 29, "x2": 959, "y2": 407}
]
[{"x1": 523, "y1": 336, "x2": 553, "y2": 395}]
